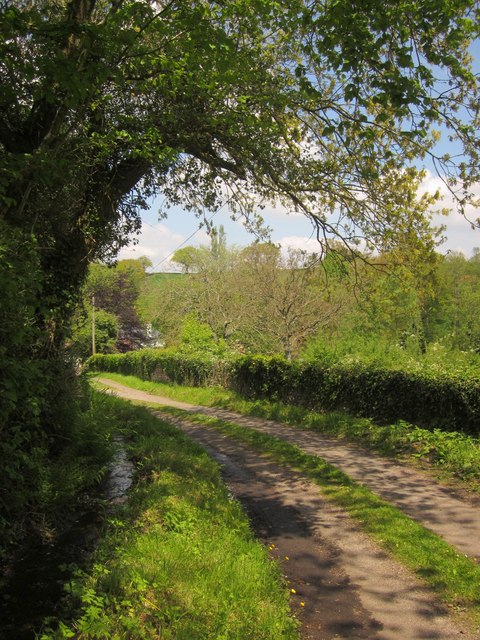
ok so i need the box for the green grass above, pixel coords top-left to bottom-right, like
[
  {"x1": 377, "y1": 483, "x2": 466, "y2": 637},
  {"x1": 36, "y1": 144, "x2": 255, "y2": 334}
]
[
  {"x1": 137, "y1": 272, "x2": 186, "y2": 323},
  {"x1": 41, "y1": 394, "x2": 298, "y2": 639},
  {"x1": 153, "y1": 406, "x2": 480, "y2": 632},
  {"x1": 93, "y1": 372, "x2": 480, "y2": 492},
  {"x1": 91, "y1": 374, "x2": 480, "y2": 629}
]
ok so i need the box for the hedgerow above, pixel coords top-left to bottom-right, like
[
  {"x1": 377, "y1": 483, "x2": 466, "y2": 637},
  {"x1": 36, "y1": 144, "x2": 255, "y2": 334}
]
[
  {"x1": 87, "y1": 349, "x2": 229, "y2": 387},
  {"x1": 87, "y1": 351, "x2": 480, "y2": 435}
]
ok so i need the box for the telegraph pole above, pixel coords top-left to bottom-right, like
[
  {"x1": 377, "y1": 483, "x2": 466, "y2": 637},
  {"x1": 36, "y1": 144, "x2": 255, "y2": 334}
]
[{"x1": 92, "y1": 295, "x2": 96, "y2": 356}]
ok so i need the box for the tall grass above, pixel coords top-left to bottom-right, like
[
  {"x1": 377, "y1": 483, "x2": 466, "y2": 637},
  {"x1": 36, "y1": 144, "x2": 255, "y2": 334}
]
[
  {"x1": 93, "y1": 373, "x2": 480, "y2": 492},
  {"x1": 41, "y1": 394, "x2": 298, "y2": 639},
  {"x1": 303, "y1": 335, "x2": 480, "y2": 378}
]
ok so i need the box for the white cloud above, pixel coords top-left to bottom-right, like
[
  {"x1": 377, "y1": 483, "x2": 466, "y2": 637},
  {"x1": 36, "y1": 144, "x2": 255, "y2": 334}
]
[
  {"x1": 123, "y1": 171, "x2": 480, "y2": 270},
  {"x1": 420, "y1": 170, "x2": 480, "y2": 256},
  {"x1": 117, "y1": 222, "x2": 206, "y2": 271},
  {"x1": 277, "y1": 235, "x2": 323, "y2": 254},
  {"x1": 433, "y1": 211, "x2": 480, "y2": 256},
  {"x1": 258, "y1": 198, "x2": 300, "y2": 218},
  {"x1": 418, "y1": 171, "x2": 451, "y2": 202}
]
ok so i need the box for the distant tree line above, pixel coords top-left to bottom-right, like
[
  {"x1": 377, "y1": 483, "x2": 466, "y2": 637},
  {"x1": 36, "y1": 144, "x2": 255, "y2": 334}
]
[
  {"x1": 69, "y1": 257, "x2": 153, "y2": 359},
  {"x1": 131, "y1": 235, "x2": 480, "y2": 363}
]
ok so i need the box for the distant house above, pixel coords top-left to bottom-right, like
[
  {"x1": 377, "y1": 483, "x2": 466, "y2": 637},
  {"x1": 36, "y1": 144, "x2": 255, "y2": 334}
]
[{"x1": 144, "y1": 323, "x2": 164, "y2": 348}]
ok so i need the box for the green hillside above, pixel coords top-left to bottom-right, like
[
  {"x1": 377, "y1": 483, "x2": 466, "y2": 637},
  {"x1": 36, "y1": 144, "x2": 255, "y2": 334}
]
[{"x1": 137, "y1": 272, "x2": 187, "y2": 323}]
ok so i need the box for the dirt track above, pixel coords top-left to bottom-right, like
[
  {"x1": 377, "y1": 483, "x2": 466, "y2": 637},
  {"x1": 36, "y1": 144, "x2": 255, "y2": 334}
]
[{"x1": 98, "y1": 378, "x2": 478, "y2": 639}]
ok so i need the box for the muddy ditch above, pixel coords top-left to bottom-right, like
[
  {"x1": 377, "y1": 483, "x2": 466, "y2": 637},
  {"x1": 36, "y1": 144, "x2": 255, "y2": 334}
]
[{"x1": 0, "y1": 438, "x2": 134, "y2": 640}]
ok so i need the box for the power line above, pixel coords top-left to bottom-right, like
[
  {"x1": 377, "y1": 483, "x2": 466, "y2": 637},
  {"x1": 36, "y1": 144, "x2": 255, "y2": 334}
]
[{"x1": 149, "y1": 207, "x2": 221, "y2": 272}]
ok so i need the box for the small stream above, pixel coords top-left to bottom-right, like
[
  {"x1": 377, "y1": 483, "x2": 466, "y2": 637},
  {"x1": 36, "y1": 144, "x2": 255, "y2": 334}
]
[
  {"x1": 104, "y1": 438, "x2": 136, "y2": 505},
  {"x1": 0, "y1": 438, "x2": 134, "y2": 640}
]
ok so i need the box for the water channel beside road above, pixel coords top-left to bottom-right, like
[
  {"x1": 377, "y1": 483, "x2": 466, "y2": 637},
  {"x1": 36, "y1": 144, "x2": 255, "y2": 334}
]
[{"x1": 0, "y1": 438, "x2": 134, "y2": 640}]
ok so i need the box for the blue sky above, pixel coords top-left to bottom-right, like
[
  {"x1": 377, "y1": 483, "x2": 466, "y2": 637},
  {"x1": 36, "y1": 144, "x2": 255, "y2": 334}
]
[
  {"x1": 118, "y1": 198, "x2": 331, "y2": 271},
  {"x1": 119, "y1": 44, "x2": 480, "y2": 271},
  {"x1": 117, "y1": 185, "x2": 480, "y2": 271}
]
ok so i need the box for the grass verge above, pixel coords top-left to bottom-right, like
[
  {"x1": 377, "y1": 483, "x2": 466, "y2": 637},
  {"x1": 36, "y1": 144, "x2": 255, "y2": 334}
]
[
  {"x1": 93, "y1": 372, "x2": 480, "y2": 492},
  {"x1": 40, "y1": 394, "x2": 299, "y2": 639},
  {"x1": 154, "y1": 406, "x2": 480, "y2": 632}
]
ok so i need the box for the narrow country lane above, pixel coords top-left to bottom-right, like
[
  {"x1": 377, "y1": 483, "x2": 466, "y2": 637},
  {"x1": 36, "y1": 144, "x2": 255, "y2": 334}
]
[{"x1": 97, "y1": 378, "x2": 478, "y2": 639}]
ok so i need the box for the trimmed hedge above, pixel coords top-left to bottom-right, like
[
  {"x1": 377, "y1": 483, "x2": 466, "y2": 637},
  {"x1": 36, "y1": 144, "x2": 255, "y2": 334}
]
[
  {"x1": 230, "y1": 356, "x2": 480, "y2": 435},
  {"x1": 87, "y1": 351, "x2": 480, "y2": 435},
  {"x1": 87, "y1": 349, "x2": 230, "y2": 387}
]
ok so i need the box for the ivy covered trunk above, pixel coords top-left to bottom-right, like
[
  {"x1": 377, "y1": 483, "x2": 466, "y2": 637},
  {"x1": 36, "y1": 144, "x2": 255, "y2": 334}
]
[
  {"x1": 0, "y1": 222, "x2": 74, "y2": 549},
  {"x1": 1, "y1": 0, "x2": 479, "y2": 551}
]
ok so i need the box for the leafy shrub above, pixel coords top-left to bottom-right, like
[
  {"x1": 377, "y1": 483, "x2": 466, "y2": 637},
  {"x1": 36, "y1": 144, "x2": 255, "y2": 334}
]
[
  {"x1": 0, "y1": 223, "x2": 49, "y2": 553},
  {"x1": 88, "y1": 349, "x2": 229, "y2": 387},
  {"x1": 88, "y1": 350, "x2": 480, "y2": 435}
]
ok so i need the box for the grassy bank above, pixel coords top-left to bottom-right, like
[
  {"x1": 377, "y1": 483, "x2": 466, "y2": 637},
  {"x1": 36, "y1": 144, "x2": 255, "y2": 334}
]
[
  {"x1": 93, "y1": 372, "x2": 480, "y2": 492},
  {"x1": 154, "y1": 406, "x2": 480, "y2": 632},
  {"x1": 41, "y1": 393, "x2": 298, "y2": 639}
]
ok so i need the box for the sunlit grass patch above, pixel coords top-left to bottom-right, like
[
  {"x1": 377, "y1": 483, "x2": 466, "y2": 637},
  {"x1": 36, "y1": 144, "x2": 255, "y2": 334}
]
[
  {"x1": 91, "y1": 371, "x2": 235, "y2": 407},
  {"x1": 154, "y1": 406, "x2": 480, "y2": 632},
  {"x1": 41, "y1": 395, "x2": 298, "y2": 640}
]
